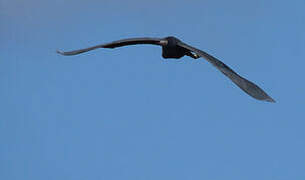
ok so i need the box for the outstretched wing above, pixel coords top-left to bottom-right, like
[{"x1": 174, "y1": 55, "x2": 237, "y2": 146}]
[
  {"x1": 57, "y1": 37, "x2": 166, "y2": 56},
  {"x1": 178, "y1": 41, "x2": 275, "y2": 102}
]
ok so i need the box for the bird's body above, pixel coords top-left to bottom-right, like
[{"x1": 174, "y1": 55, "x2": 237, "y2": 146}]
[
  {"x1": 57, "y1": 36, "x2": 275, "y2": 102},
  {"x1": 161, "y1": 36, "x2": 188, "y2": 59}
]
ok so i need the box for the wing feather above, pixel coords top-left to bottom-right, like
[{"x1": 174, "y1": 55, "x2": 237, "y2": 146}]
[
  {"x1": 57, "y1": 37, "x2": 165, "y2": 56},
  {"x1": 178, "y1": 41, "x2": 275, "y2": 102}
]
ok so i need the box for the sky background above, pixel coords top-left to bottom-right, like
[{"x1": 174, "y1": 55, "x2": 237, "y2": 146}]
[{"x1": 1, "y1": 0, "x2": 305, "y2": 179}]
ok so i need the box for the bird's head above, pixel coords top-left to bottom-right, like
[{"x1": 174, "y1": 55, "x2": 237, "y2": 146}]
[{"x1": 164, "y1": 36, "x2": 181, "y2": 47}]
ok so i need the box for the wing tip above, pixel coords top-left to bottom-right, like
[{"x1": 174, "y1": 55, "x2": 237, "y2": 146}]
[
  {"x1": 56, "y1": 50, "x2": 67, "y2": 55},
  {"x1": 264, "y1": 97, "x2": 276, "y2": 103},
  {"x1": 56, "y1": 50, "x2": 77, "y2": 56}
]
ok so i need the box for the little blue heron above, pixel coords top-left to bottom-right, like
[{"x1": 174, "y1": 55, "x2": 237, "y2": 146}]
[{"x1": 57, "y1": 36, "x2": 275, "y2": 102}]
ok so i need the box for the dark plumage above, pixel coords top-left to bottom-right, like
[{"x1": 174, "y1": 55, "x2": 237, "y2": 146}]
[{"x1": 57, "y1": 36, "x2": 275, "y2": 102}]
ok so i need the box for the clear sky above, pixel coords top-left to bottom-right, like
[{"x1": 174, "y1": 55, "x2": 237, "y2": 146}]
[{"x1": 1, "y1": 0, "x2": 305, "y2": 179}]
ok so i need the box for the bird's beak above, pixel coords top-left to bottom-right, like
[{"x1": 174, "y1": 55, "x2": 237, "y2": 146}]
[{"x1": 159, "y1": 40, "x2": 168, "y2": 46}]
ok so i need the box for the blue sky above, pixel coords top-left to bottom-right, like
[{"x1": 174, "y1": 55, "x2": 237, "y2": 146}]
[{"x1": 1, "y1": 0, "x2": 305, "y2": 179}]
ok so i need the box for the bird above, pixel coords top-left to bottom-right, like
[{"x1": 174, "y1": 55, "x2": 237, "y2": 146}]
[{"x1": 57, "y1": 36, "x2": 275, "y2": 102}]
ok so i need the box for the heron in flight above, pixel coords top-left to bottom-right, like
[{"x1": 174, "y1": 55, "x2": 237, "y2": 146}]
[{"x1": 57, "y1": 36, "x2": 275, "y2": 102}]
